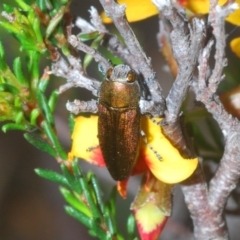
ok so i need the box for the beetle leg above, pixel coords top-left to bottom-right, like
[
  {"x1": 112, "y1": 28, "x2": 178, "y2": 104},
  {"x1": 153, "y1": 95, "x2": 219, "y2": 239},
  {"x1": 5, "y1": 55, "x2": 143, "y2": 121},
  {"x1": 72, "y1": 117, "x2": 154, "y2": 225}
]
[{"x1": 66, "y1": 99, "x2": 98, "y2": 115}]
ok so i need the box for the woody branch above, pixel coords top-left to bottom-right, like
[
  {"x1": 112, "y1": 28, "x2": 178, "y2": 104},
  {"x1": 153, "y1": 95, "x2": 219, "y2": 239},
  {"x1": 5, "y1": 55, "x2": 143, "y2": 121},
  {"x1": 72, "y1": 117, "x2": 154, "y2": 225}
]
[
  {"x1": 195, "y1": 0, "x2": 240, "y2": 214},
  {"x1": 52, "y1": 0, "x2": 239, "y2": 239},
  {"x1": 98, "y1": 0, "x2": 165, "y2": 116},
  {"x1": 183, "y1": 0, "x2": 239, "y2": 239},
  {"x1": 153, "y1": 0, "x2": 240, "y2": 239}
]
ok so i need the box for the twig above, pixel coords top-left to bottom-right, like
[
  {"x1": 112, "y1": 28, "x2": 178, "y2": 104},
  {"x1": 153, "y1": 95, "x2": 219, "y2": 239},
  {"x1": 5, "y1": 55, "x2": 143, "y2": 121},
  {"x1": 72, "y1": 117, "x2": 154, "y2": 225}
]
[
  {"x1": 51, "y1": 55, "x2": 100, "y2": 96},
  {"x1": 68, "y1": 35, "x2": 111, "y2": 73},
  {"x1": 66, "y1": 99, "x2": 98, "y2": 114},
  {"x1": 99, "y1": 0, "x2": 165, "y2": 116},
  {"x1": 182, "y1": 0, "x2": 240, "y2": 239},
  {"x1": 153, "y1": 0, "x2": 205, "y2": 124},
  {"x1": 205, "y1": 0, "x2": 240, "y2": 215},
  {"x1": 98, "y1": 0, "x2": 152, "y2": 77},
  {"x1": 75, "y1": 7, "x2": 132, "y2": 66}
]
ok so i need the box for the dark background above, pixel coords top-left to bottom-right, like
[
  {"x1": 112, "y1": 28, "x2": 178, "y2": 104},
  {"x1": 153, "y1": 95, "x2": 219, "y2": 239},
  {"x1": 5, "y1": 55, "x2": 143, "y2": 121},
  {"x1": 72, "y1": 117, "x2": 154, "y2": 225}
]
[{"x1": 0, "y1": 0, "x2": 239, "y2": 239}]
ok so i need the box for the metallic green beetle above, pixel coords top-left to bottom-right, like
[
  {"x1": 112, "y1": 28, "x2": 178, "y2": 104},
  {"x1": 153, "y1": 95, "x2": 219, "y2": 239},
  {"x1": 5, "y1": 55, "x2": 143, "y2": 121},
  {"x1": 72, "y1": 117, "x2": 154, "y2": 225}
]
[{"x1": 98, "y1": 65, "x2": 141, "y2": 181}]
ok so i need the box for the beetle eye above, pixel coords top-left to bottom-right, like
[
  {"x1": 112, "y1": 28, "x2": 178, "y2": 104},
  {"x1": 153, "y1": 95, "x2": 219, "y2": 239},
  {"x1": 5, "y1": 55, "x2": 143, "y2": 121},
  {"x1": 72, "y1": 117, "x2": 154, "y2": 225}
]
[
  {"x1": 106, "y1": 67, "x2": 113, "y2": 80},
  {"x1": 126, "y1": 70, "x2": 136, "y2": 83}
]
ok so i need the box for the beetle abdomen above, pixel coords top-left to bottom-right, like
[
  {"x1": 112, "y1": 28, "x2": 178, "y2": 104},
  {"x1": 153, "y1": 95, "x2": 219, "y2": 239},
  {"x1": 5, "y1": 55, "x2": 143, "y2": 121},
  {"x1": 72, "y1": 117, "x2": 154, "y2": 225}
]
[{"x1": 98, "y1": 102, "x2": 141, "y2": 181}]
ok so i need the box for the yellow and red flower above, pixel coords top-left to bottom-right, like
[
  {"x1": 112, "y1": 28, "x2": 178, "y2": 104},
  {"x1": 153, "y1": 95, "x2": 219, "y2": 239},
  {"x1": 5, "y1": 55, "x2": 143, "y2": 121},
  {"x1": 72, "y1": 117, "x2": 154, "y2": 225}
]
[
  {"x1": 69, "y1": 115, "x2": 198, "y2": 187},
  {"x1": 87, "y1": 1, "x2": 240, "y2": 238},
  {"x1": 131, "y1": 174, "x2": 173, "y2": 240},
  {"x1": 69, "y1": 114, "x2": 195, "y2": 239}
]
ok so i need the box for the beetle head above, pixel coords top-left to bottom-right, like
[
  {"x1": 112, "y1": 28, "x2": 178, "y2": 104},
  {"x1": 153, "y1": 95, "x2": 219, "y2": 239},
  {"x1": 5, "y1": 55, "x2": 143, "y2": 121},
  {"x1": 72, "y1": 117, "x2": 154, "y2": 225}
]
[{"x1": 106, "y1": 65, "x2": 137, "y2": 84}]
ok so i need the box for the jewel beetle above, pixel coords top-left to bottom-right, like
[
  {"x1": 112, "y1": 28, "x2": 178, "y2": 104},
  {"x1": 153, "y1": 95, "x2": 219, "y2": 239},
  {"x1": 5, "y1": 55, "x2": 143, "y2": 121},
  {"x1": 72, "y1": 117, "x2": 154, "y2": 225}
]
[{"x1": 98, "y1": 65, "x2": 141, "y2": 181}]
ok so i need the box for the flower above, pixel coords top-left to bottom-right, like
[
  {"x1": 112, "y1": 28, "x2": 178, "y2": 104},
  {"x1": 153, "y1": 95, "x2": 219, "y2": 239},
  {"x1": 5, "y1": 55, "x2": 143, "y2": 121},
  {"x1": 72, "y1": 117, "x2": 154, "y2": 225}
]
[
  {"x1": 69, "y1": 114, "x2": 198, "y2": 240},
  {"x1": 134, "y1": 201, "x2": 168, "y2": 240},
  {"x1": 101, "y1": 0, "x2": 239, "y2": 24},
  {"x1": 230, "y1": 37, "x2": 240, "y2": 58},
  {"x1": 131, "y1": 174, "x2": 172, "y2": 240},
  {"x1": 101, "y1": 0, "x2": 158, "y2": 23},
  {"x1": 101, "y1": 0, "x2": 240, "y2": 57},
  {"x1": 69, "y1": 115, "x2": 198, "y2": 187},
  {"x1": 69, "y1": 115, "x2": 105, "y2": 167},
  {"x1": 182, "y1": 0, "x2": 240, "y2": 59}
]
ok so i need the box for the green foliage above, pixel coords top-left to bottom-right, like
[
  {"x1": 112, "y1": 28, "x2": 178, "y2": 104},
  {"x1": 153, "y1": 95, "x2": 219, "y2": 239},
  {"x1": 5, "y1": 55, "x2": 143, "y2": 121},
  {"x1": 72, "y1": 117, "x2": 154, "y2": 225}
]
[
  {"x1": 0, "y1": 0, "x2": 71, "y2": 160},
  {"x1": 24, "y1": 132, "x2": 57, "y2": 158},
  {"x1": 83, "y1": 33, "x2": 104, "y2": 69},
  {"x1": 127, "y1": 214, "x2": 137, "y2": 240},
  {"x1": 36, "y1": 159, "x2": 125, "y2": 239}
]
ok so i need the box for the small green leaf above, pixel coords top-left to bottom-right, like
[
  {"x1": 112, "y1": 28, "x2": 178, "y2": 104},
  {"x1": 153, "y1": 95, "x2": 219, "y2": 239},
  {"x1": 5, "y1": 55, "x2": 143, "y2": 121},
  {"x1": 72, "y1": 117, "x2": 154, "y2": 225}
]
[
  {"x1": 27, "y1": 9, "x2": 36, "y2": 26},
  {"x1": 64, "y1": 206, "x2": 93, "y2": 228},
  {"x1": 83, "y1": 54, "x2": 94, "y2": 70},
  {"x1": 38, "y1": 72, "x2": 50, "y2": 92},
  {"x1": 0, "y1": 21, "x2": 20, "y2": 35},
  {"x1": 14, "y1": 111, "x2": 24, "y2": 124},
  {"x1": 69, "y1": 163, "x2": 101, "y2": 221},
  {"x1": 28, "y1": 51, "x2": 40, "y2": 90},
  {"x1": 35, "y1": 168, "x2": 69, "y2": 186},
  {"x1": 60, "y1": 187, "x2": 92, "y2": 217},
  {"x1": 65, "y1": 206, "x2": 107, "y2": 239},
  {"x1": 37, "y1": 89, "x2": 55, "y2": 126},
  {"x1": 116, "y1": 234, "x2": 125, "y2": 240},
  {"x1": 13, "y1": 57, "x2": 28, "y2": 86},
  {"x1": 14, "y1": 96, "x2": 22, "y2": 108},
  {"x1": 59, "y1": 0, "x2": 69, "y2": 4},
  {"x1": 78, "y1": 31, "x2": 100, "y2": 42},
  {"x1": 0, "y1": 41, "x2": 8, "y2": 72},
  {"x1": 61, "y1": 44, "x2": 71, "y2": 56},
  {"x1": 83, "y1": 34, "x2": 103, "y2": 69},
  {"x1": 72, "y1": 158, "x2": 82, "y2": 177},
  {"x1": 103, "y1": 206, "x2": 116, "y2": 236},
  {"x1": 127, "y1": 214, "x2": 136, "y2": 239},
  {"x1": 42, "y1": 120, "x2": 67, "y2": 160},
  {"x1": 37, "y1": 0, "x2": 47, "y2": 11},
  {"x1": 68, "y1": 114, "x2": 75, "y2": 134},
  {"x1": 45, "y1": 5, "x2": 66, "y2": 38},
  {"x1": 2, "y1": 123, "x2": 27, "y2": 132},
  {"x1": 61, "y1": 163, "x2": 82, "y2": 194},
  {"x1": 106, "y1": 186, "x2": 117, "y2": 217},
  {"x1": 3, "y1": 4, "x2": 14, "y2": 13},
  {"x1": 32, "y1": 17, "x2": 44, "y2": 44},
  {"x1": 24, "y1": 132, "x2": 57, "y2": 158},
  {"x1": 48, "y1": 90, "x2": 59, "y2": 112},
  {"x1": 89, "y1": 173, "x2": 105, "y2": 214},
  {"x1": 79, "y1": 174, "x2": 101, "y2": 220},
  {"x1": 30, "y1": 108, "x2": 40, "y2": 125},
  {"x1": 15, "y1": 0, "x2": 31, "y2": 11},
  {"x1": 0, "y1": 83, "x2": 19, "y2": 95},
  {"x1": 36, "y1": 0, "x2": 53, "y2": 11}
]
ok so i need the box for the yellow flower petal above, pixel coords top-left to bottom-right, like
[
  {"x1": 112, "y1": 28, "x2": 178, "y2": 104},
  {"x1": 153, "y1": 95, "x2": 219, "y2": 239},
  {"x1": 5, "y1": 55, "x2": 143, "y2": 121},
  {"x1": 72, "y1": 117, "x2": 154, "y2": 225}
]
[
  {"x1": 183, "y1": 0, "x2": 226, "y2": 14},
  {"x1": 183, "y1": 0, "x2": 240, "y2": 25},
  {"x1": 101, "y1": 0, "x2": 159, "y2": 23},
  {"x1": 134, "y1": 202, "x2": 168, "y2": 240},
  {"x1": 70, "y1": 115, "x2": 105, "y2": 166},
  {"x1": 230, "y1": 37, "x2": 240, "y2": 58},
  {"x1": 226, "y1": 0, "x2": 240, "y2": 25},
  {"x1": 141, "y1": 116, "x2": 198, "y2": 184},
  {"x1": 70, "y1": 115, "x2": 198, "y2": 183}
]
